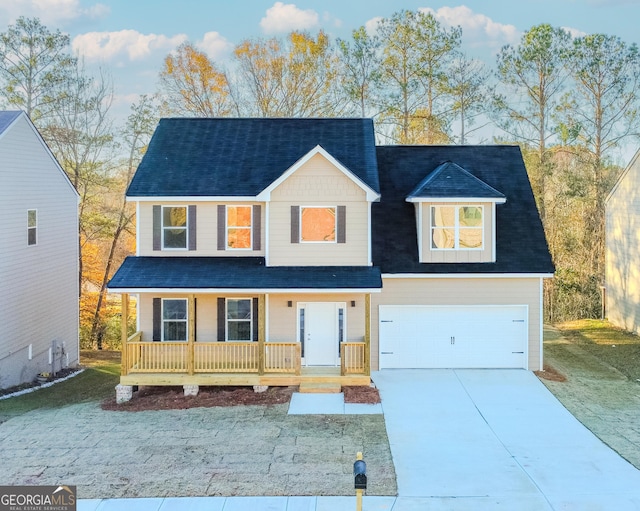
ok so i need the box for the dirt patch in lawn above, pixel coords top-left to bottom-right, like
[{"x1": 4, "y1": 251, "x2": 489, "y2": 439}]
[{"x1": 534, "y1": 363, "x2": 567, "y2": 382}]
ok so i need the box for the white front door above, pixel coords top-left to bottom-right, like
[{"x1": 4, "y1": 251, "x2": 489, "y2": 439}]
[{"x1": 300, "y1": 302, "x2": 343, "y2": 366}]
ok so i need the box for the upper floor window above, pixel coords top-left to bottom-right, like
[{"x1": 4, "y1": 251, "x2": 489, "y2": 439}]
[
  {"x1": 162, "y1": 206, "x2": 187, "y2": 249},
  {"x1": 227, "y1": 206, "x2": 252, "y2": 249},
  {"x1": 162, "y1": 298, "x2": 187, "y2": 341},
  {"x1": 431, "y1": 205, "x2": 483, "y2": 250},
  {"x1": 27, "y1": 209, "x2": 37, "y2": 246},
  {"x1": 301, "y1": 206, "x2": 336, "y2": 242}
]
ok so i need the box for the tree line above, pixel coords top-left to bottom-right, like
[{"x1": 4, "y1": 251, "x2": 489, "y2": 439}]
[{"x1": 1, "y1": 12, "x2": 639, "y2": 347}]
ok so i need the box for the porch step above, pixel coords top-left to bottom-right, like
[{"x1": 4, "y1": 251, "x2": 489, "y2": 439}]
[{"x1": 299, "y1": 382, "x2": 342, "y2": 394}]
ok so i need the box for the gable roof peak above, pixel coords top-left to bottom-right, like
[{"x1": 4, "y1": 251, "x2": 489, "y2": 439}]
[{"x1": 407, "y1": 160, "x2": 506, "y2": 202}]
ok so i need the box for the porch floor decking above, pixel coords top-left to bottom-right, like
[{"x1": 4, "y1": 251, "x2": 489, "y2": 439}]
[{"x1": 120, "y1": 366, "x2": 370, "y2": 387}]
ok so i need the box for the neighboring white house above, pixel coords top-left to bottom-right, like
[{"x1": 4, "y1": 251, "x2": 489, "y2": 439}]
[
  {"x1": 0, "y1": 111, "x2": 79, "y2": 389},
  {"x1": 605, "y1": 149, "x2": 640, "y2": 335}
]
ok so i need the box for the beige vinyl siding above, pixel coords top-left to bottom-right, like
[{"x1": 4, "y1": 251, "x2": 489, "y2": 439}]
[
  {"x1": 137, "y1": 292, "x2": 366, "y2": 344},
  {"x1": 139, "y1": 294, "x2": 241, "y2": 342},
  {"x1": 0, "y1": 115, "x2": 79, "y2": 389},
  {"x1": 419, "y1": 202, "x2": 494, "y2": 263},
  {"x1": 606, "y1": 151, "x2": 640, "y2": 335},
  {"x1": 370, "y1": 277, "x2": 542, "y2": 371},
  {"x1": 269, "y1": 153, "x2": 370, "y2": 266},
  {"x1": 267, "y1": 293, "x2": 366, "y2": 343},
  {"x1": 137, "y1": 201, "x2": 265, "y2": 257}
]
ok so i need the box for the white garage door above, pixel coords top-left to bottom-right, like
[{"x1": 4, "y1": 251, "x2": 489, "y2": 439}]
[{"x1": 379, "y1": 305, "x2": 528, "y2": 369}]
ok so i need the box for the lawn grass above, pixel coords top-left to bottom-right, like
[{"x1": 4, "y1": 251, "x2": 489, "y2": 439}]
[
  {"x1": 553, "y1": 319, "x2": 640, "y2": 381},
  {"x1": 0, "y1": 350, "x2": 120, "y2": 421}
]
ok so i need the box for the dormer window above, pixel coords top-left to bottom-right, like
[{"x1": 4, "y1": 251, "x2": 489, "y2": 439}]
[{"x1": 431, "y1": 205, "x2": 483, "y2": 250}]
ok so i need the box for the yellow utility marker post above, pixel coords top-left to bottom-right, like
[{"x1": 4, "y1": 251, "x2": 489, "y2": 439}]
[{"x1": 354, "y1": 452, "x2": 367, "y2": 511}]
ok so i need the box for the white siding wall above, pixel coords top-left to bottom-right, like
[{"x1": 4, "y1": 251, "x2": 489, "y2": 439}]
[
  {"x1": 0, "y1": 115, "x2": 79, "y2": 389},
  {"x1": 269, "y1": 154, "x2": 370, "y2": 266},
  {"x1": 371, "y1": 277, "x2": 542, "y2": 371},
  {"x1": 606, "y1": 151, "x2": 640, "y2": 335}
]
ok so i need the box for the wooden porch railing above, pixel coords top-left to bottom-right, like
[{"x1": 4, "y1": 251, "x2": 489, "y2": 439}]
[
  {"x1": 194, "y1": 343, "x2": 259, "y2": 373},
  {"x1": 341, "y1": 342, "x2": 367, "y2": 375},
  {"x1": 122, "y1": 335, "x2": 302, "y2": 376},
  {"x1": 265, "y1": 342, "x2": 302, "y2": 373}
]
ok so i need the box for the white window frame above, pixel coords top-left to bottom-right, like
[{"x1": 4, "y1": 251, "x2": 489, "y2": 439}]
[
  {"x1": 226, "y1": 297, "x2": 253, "y2": 342},
  {"x1": 226, "y1": 205, "x2": 253, "y2": 250},
  {"x1": 27, "y1": 209, "x2": 37, "y2": 246},
  {"x1": 430, "y1": 205, "x2": 484, "y2": 251},
  {"x1": 162, "y1": 298, "x2": 188, "y2": 342},
  {"x1": 161, "y1": 205, "x2": 188, "y2": 250},
  {"x1": 300, "y1": 206, "x2": 337, "y2": 243}
]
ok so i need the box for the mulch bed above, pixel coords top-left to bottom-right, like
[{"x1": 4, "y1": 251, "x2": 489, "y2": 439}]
[
  {"x1": 102, "y1": 384, "x2": 381, "y2": 411},
  {"x1": 535, "y1": 363, "x2": 567, "y2": 382},
  {"x1": 343, "y1": 385, "x2": 381, "y2": 404}
]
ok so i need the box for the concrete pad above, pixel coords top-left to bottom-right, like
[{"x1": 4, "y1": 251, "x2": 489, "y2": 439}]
[
  {"x1": 373, "y1": 369, "x2": 640, "y2": 506},
  {"x1": 159, "y1": 496, "x2": 225, "y2": 510},
  {"x1": 344, "y1": 403, "x2": 383, "y2": 414},
  {"x1": 222, "y1": 496, "x2": 288, "y2": 510},
  {"x1": 94, "y1": 498, "x2": 163, "y2": 510},
  {"x1": 78, "y1": 500, "x2": 102, "y2": 511},
  {"x1": 315, "y1": 496, "x2": 396, "y2": 510},
  {"x1": 288, "y1": 393, "x2": 345, "y2": 414},
  {"x1": 390, "y1": 496, "x2": 552, "y2": 511},
  {"x1": 284, "y1": 496, "x2": 316, "y2": 511}
]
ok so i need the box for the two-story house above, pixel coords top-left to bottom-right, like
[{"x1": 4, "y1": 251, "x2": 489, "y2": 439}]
[
  {"x1": 108, "y1": 118, "x2": 554, "y2": 402},
  {"x1": 0, "y1": 111, "x2": 79, "y2": 389}
]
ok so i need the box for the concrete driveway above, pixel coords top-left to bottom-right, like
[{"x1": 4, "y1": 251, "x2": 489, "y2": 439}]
[{"x1": 372, "y1": 369, "x2": 640, "y2": 510}]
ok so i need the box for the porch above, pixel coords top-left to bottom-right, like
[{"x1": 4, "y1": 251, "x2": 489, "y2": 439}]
[{"x1": 118, "y1": 293, "x2": 371, "y2": 389}]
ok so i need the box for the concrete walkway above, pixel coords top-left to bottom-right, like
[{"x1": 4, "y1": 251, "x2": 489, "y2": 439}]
[{"x1": 79, "y1": 369, "x2": 640, "y2": 510}]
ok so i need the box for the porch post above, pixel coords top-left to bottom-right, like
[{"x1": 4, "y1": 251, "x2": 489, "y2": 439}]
[
  {"x1": 188, "y1": 294, "x2": 195, "y2": 375},
  {"x1": 364, "y1": 294, "x2": 371, "y2": 376},
  {"x1": 121, "y1": 293, "x2": 129, "y2": 376},
  {"x1": 258, "y1": 294, "x2": 265, "y2": 375}
]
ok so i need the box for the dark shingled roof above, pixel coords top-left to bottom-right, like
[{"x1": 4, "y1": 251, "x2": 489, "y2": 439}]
[
  {"x1": 0, "y1": 111, "x2": 21, "y2": 135},
  {"x1": 407, "y1": 161, "x2": 505, "y2": 200},
  {"x1": 373, "y1": 145, "x2": 554, "y2": 274},
  {"x1": 127, "y1": 118, "x2": 380, "y2": 197},
  {"x1": 108, "y1": 256, "x2": 383, "y2": 290}
]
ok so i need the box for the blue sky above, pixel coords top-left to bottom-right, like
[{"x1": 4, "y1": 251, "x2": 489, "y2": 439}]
[{"x1": 1, "y1": 0, "x2": 639, "y2": 133}]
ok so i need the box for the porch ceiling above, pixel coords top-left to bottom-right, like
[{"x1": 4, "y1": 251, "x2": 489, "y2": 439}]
[{"x1": 108, "y1": 256, "x2": 382, "y2": 292}]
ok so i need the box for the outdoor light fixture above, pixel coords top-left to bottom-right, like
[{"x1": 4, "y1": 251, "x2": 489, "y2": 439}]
[
  {"x1": 351, "y1": 301, "x2": 356, "y2": 307},
  {"x1": 287, "y1": 301, "x2": 293, "y2": 307}
]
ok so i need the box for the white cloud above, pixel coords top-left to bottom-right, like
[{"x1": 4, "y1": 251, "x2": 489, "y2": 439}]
[
  {"x1": 72, "y1": 30, "x2": 187, "y2": 62},
  {"x1": 0, "y1": 0, "x2": 109, "y2": 26},
  {"x1": 561, "y1": 26, "x2": 587, "y2": 38},
  {"x1": 196, "y1": 32, "x2": 233, "y2": 61},
  {"x1": 260, "y1": 2, "x2": 320, "y2": 34},
  {"x1": 364, "y1": 16, "x2": 383, "y2": 35},
  {"x1": 420, "y1": 6, "x2": 519, "y2": 50}
]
